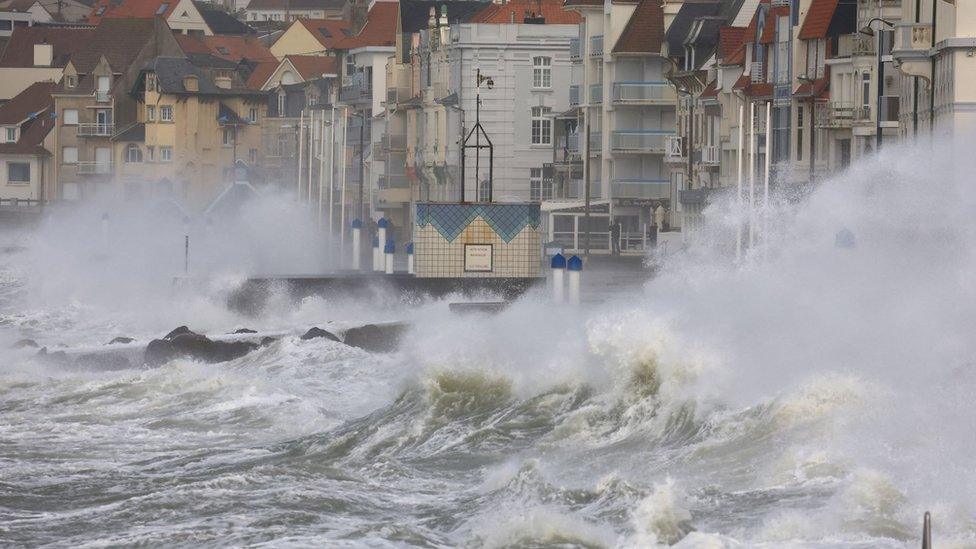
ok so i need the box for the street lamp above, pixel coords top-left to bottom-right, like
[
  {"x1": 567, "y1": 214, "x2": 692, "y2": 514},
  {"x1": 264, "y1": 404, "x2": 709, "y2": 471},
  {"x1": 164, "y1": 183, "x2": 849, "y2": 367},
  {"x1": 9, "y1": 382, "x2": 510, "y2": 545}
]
[{"x1": 859, "y1": 17, "x2": 895, "y2": 150}]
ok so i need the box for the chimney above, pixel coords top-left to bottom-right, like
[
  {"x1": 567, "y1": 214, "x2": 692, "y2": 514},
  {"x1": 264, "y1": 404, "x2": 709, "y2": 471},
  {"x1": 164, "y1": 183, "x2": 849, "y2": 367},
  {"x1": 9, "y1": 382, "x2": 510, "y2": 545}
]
[
  {"x1": 428, "y1": 6, "x2": 436, "y2": 28},
  {"x1": 439, "y1": 4, "x2": 448, "y2": 27},
  {"x1": 215, "y1": 75, "x2": 232, "y2": 89},
  {"x1": 33, "y1": 43, "x2": 53, "y2": 67},
  {"x1": 183, "y1": 75, "x2": 199, "y2": 92}
]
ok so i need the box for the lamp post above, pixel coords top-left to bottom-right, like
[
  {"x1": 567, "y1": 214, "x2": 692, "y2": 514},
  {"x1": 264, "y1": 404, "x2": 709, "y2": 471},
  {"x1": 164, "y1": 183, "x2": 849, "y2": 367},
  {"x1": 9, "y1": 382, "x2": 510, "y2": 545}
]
[
  {"x1": 662, "y1": 56, "x2": 691, "y2": 233},
  {"x1": 859, "y1": 17, "x2": 895, "y2": 150},
  {"x1": 797, "y1": 74, "x2": 816, "y2": 181}
]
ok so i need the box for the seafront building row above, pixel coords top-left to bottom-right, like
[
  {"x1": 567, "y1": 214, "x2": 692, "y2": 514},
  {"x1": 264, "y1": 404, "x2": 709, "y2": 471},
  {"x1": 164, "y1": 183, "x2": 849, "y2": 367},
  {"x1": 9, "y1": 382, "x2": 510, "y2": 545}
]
[{"x1": 0, "y1": 0, "x2": 971, "y2": 254}]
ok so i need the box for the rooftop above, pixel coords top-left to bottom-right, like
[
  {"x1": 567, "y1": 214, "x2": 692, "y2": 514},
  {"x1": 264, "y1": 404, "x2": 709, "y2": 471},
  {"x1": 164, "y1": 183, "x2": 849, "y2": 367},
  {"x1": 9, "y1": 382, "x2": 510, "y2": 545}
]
[{"x1": 0, "y1": 26, "x2": 94, "y2": 68}]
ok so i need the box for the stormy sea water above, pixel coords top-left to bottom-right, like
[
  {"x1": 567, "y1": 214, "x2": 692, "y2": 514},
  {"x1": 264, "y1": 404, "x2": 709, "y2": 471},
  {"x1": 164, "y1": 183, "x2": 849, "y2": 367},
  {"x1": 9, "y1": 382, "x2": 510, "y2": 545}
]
[{"x1": 2, "y1": 140, "x2": 976, "y2": 548}]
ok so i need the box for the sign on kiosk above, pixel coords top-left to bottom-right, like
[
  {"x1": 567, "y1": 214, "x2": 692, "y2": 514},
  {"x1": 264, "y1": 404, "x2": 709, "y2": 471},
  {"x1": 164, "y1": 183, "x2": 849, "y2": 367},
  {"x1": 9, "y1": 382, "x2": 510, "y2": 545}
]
[{"x1": 464, "y1": 244, "x2": 493, "y2": 272}]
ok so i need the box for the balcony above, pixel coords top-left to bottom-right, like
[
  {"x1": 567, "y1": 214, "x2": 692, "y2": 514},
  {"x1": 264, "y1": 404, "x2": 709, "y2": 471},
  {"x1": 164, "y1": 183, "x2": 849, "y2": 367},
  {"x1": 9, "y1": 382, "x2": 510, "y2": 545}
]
[
  {"x1": 611, "y1": 179, "x2": 670, "y2": 200},
  {"x1": 589, "y1": 83, "x2": 602, "y2": 104},
  {"x1": 611, "y1": 130, "x2": 674, "y2": 154},
  {"x1": 570, "y1": 85, "x2": 580, "y2": 106},
  {"x1": 698, "y1": 144, "x2": 719, "y2": 165},
  {"x1": 378, "y1": 174, "x2": 409, "y2": 189},
  {"x1": 565, "y1": 133, "x2": 579, "y2": 154},
  {"x1": 590, "y1": 35, "x2": 603, "y2": 57},
  {"x1": 95, "y1": 90, "x2": 110, "y2": 103},
  {"x1": 611, "y1": 81, "x2": 674, "y2": 104},
  {"x1": 750, "y1": 61, "x2": 764, "y2": 83},
  {"x1": 570, "y1": 38, "x2": 581, "y2": 60},
  {"x1": 340, "y1": 73, "x2": 373, "y2": 105},
  {"x1": 76, "y1": 123, "x2": 114, "y2": 137},
  {"x1": 664, "y1": 135, "x2": 685, "y2": 163},
  {"x1": 892, "y1": 23, "x2": 932, "y2": 61},
  {"x1": 818, "y1": 102, "x2": 855, "y2": 127},
  {"x1": 76, "y1": 161, "x2": 113, "y2": 175}
]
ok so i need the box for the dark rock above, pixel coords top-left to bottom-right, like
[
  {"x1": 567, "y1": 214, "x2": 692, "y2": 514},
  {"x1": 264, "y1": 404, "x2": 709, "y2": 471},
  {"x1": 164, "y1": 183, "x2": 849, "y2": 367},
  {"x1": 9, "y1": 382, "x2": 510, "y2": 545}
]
[
  {"x1": 163, "y1": 326, "x2": 196, "y2": 340},
  {"x1": 145, "y1": 333, "x2": 259, "y2": 367},
  {"x1": 13, "y1": 338, "x2": 38, "y2": 349},
  {"x1": 260, "y1": 336, "x2": 278, "y2": 346},
  {"x1": 76, "y1": 353, "x2": 131, "y2": 371},
  {"x1": 343, "y1": 323, "x2": 407, "y2": 353},
  {"x1": 301, "y1": 327, "x2": 340, "y2": 342},
  {"x1": 36, "y1": 347, "x2": 69, "y2": 365},
  {"x1": 233, "y1": 328, "x2": 257, "y2": 334},
  {"x1": 106, "y1": 336, "x2": 135, "y2": 345}
]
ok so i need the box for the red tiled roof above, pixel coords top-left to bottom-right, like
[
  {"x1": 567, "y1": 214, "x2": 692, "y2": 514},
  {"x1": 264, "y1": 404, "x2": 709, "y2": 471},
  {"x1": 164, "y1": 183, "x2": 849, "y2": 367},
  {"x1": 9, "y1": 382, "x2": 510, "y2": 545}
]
[
  {"x1": 799, "y1": 0, "x2": 839, "y2": 40},
  {"x1": 286, "y1": 54, "x2": 338, "y2": 80},
  {"x1": 794, "y1": 73, "x2": 830, "y2": 99},
  {"x1": 88, "y1": 0, "x2": 178, "y2": 24},
  {"x1": 611, "y1": 0, "x2": 664, "y2": 55},
  {"x1": 759, "y1": 9, "x2": 775, "y2": 44},
  {"x1": 471, "y1": 0, "x2": 580, "y2": 24},
  {"x1": 0, "y1": 26, "x2": 94, "y2": 68},
  {"x1": 245, "y1": 60, "x2": 277, "y2": 89},
  {"x1": 718, "y1": 26, "x2": 747, "y2": 63},
  {"x1": 177, "y1": 34, "x2": 275, "y2": 63},
  {"x1": 563, "y1": 0, "x2": 602, "y2": 7},
  {"x1": 700, "y1": 79, "x2": 719, "y2": 98},
  {"x1": 296, "y1": 2, "x2": 396, "y2": 51},
  {"x1": 732, "y1": 73, "x2": 774, "y2": 97},
  {"x1": 0, "y1": 81, "x2": 55, "y2": 155}
]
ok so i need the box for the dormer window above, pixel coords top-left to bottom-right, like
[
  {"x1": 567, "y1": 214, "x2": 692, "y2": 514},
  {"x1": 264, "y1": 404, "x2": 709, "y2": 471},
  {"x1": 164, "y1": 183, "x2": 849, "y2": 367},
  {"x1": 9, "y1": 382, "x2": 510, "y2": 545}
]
[
  {"x1": 65, "y1": 75, "x2": 76, "y2": 88},
  {"x1": 146, "y1": 73, "x2": 158, "y2": 92},
  {"x1": 5, "y1": 127, "x2": 16, "y2": 143},
  {"x1": 155, "y1": 3, "x2": 168, "y2": 15},
  {"x1": 96, "y1": 5, "x2": 105, "y2": 15},
  {"x1": 217, "y1": 46, "x2": 229, "y2": 55}
]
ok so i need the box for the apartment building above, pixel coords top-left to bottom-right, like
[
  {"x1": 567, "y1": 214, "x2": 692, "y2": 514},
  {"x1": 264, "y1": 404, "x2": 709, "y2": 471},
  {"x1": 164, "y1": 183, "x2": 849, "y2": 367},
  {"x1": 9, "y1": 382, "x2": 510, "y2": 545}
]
[
  {"x1": 244, "y1": 0, "x2": 348, "y2": 24},
  {"x1": 113, "y1": 55, "x2": 267, "y2": 209},
  {"x1": 0, "y1": 0, "x2": 93, "y2": 23},
  {"x1": 892, "y1": 0, "x2": 975, "y2": 136},
  {"x1": 52, "y1": 18, "x2": 183, "y2": 201},
  {"x1": 0, "y1": 80, "x2": 56, "y2": 207},
  {"x1": 563, "y1": 0, "x2": 675, "y2": 253}
]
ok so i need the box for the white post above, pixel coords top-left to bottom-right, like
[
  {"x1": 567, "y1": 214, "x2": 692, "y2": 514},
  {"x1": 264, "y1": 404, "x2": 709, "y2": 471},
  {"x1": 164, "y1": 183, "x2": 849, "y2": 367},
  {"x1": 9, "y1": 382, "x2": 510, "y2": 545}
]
[
  {"x1": 749, "y1": 101, "x2": 756, "y2": 249},
  {"x1": 319, "y1": 111, "x2": 327, "y2": 230},
  {"x1": 550, "y1": 253, "x2": 566, "y2": 304},
  {"x1": 339, "y1": 107, "x2": 348, "y2": 259},
  {"x1": 567, "y1": 255, "x2": 582, "y2": 305},
  {"x1": 736, "y1": 104, "x2": 743, "y2": 261},
  {"x1": 372, "y1": 236, "x2": 379, "y2": 271},
  {"x1": 351, "y1": 219, "x2": 362, "y2": 270},
  {"x1": 327, "y1": 107, "x2": 335, "y2": 241},
  {"x1": 384, "y1": 240, "x2": 394, "y2": 274},
  {"x1": 297, "y1": 110, "x2": 304, "y2": 200},
  {"x1": 307, "y1": 109, "x2": 315, "y2": 208},
  {"x1": 376, "y1": 218, "x2": 387, "y2": 272},
  {"x1": 407, "y1": 243, "x2": 414, "y2": 275},
  {"x1": 764, "y1": 102, "x2": 772, "y2": 257}
]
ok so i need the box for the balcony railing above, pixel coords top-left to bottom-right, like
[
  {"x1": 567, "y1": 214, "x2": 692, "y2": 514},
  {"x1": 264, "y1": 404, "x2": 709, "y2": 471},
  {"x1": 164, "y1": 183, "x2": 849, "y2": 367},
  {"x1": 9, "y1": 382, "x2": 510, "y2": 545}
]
[
  {"x1": 589, "y1": 83, "x2": 602, "y2": 104},
  {"x1": 611, "y1": 179, "x2": 670, "y2": 200},
  {"x1": 566, "y1": 133, "x2": 579, "y2": 153},
  {"x1": 590, "y1": 35, "x2": 603, "y2": 57},
  {"x1": 611, "y1": 130, "x2": 674, "y2": 153},
  {"x1": 751, "y1": 61, "x2": 764, "y2": 83},
  {"x1": 569, "y1": 85, "x2": 580, "y2": 106},
  {"x1": 76, "y1": 123, "x2": 114, "y2": 137},
  {"x1": 379, "y1": 174, "x2": 409, "y2": 189},
  {"x1": 76, "y1": 161, "x2": 113, "y2": 175},
  {"x1": 340, "y1": 73, "x2": 373, "y2": 104},
  {"x1": 699, "y1": 144, "x2": 719, "y2": 165},
  {"x1": 818, "y1": 102, "x2": 855, "y2": 127},
  {"x1": 611, "y1": 81, "x2": 674, "y2": 104},
  {"x1": 892, "y1": 23, "x2": 932, "y2": 60},
  {"x1": 570, "y1": 38, "x2": 581, "y2": 60}
]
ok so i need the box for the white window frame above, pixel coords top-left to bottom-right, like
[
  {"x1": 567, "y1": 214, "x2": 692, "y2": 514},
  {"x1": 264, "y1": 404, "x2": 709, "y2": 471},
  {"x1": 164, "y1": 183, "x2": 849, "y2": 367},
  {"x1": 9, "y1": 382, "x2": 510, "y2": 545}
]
[
  {"x1": 7, "y1": 162, "x2": 30, "y2": 183},
  {"x1": 531, "y1": 106, "x2": 552, "y2": 145},
  {"x1": 248, "y1": 107, "x2": 258, "y2": 123},
  {"x1": 530, "y1": 167, "x2": 543, "y2": 201},
  {"x1": 160, "y1": 105, "x2": 173, "y2": 122},
  {"x1": 125, "y1": 143, "x2": 142, "y2": 163},
  {"x1": 146, "y1": 105, "x2": 155, "y2": 122},
  {"x1": 160, "y1": 146, "x2": 173, "y2": 162},
  {"x1": 62, "y1": 146, "x2": 78, "y2": 164},
  {"x1": 63, "y1": 109, "x2": 78, "y2": 125},
  {"x1": 532, "y1": 56, "x2": 552, "y2": 89},
  {"x1": 5, "y1": 127, "x2": 15, "y2": 143}
]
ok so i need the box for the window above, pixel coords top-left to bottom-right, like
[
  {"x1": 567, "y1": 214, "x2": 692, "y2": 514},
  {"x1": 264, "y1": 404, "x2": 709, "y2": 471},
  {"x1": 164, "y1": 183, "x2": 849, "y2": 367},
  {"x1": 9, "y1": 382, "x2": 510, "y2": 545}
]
[
  {"x1": 278, "y1": 92, "x2": 286, "y2": 117},
  {"x1": 531, "y1": 106, "x2": 552, "y2": 145},
  {"x1": 146, "y1": 105, "x2": 155, "y2": 122},
  {"x1": 861, "y1": 72, "x2": 871, "y2": 115},
  {"x1": 223, "y1": 127, "x2": 235, "y2": 146},
  {"x1": 8, "y1": 162, "x2": 29, "y2": 183},
  {"x1": 345, "y1": 55, "x2": 356, "y2": 78},
  {"x1": 533, "y1": 56, "x2": 552, "y2": 88},
  {"x1": 0, "y1": 20, "x2": 12, "y2": 31},
  {"x1": 146, "y1": 146, "x2": 154, "y2": 161},
  {"x1": 66, "y1": 75, "x2": 76, "y2": 88},
  {"x1": 155, "y1": 2, "x2": 168, "y2": 15},
  {"x1": 217, "y1": 46, "x2": 230, "y2": 55},
  {"x1": 530, "y1": 168, "x2": 543, "y2": 201},
  {"x1": 125, "y1": 144, "x2": 142, "y2": 163},
  {"x1": 248, "y1": 148, "x2": 257, "y2": 163},
  {"x1": 160, "y1": 105, "x2": 173, "y2": 122},
  {"x1": 160, "y1": 146, "x2": 172, "y2": 162},
  {"x1": 363, "y1": 66, "x2": 372, "y2": 93},
  {"x1": 5, "y1": 127, "x2": 15, "y2": 142},
  {"x1": 62, "y1": 146, "x2": 78, "y2": 164},
  {"x1": 248, "y1": 107, "x2": 258, "y2": 123},
  {"x1": 63, "y1": 109, "x2": 78, "y2": 125},
  {"x1": 95, "y1": 5, "x2": 105, "y2": 15},
  {"x1": 146, "y1": 73, "x2": 157, "y2": 92}
]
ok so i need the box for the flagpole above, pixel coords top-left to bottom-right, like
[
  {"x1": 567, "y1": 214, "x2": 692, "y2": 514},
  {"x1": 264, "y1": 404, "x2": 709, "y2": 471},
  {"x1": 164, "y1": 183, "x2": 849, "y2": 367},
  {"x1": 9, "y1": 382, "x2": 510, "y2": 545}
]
[
  {"x1": 736, "y1": 104, "x2": 743, "y2": 262},
  {"x1": 748, "y1": 101, "x2": 755, "y2": 250},
  {"x1": 297, "y1": 110, "x2": 305, "y2": 200}
]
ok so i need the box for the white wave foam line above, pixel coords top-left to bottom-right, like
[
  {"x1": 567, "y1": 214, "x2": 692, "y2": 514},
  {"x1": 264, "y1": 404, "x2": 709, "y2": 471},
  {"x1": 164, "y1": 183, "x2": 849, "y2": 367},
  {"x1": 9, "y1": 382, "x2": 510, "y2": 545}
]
[
  {"x1": 624, "y1": 478, "x2": 694, "y2": 547},
  {"x1": 468, "y1": 505, "x2": 617, "y2": 549}
]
